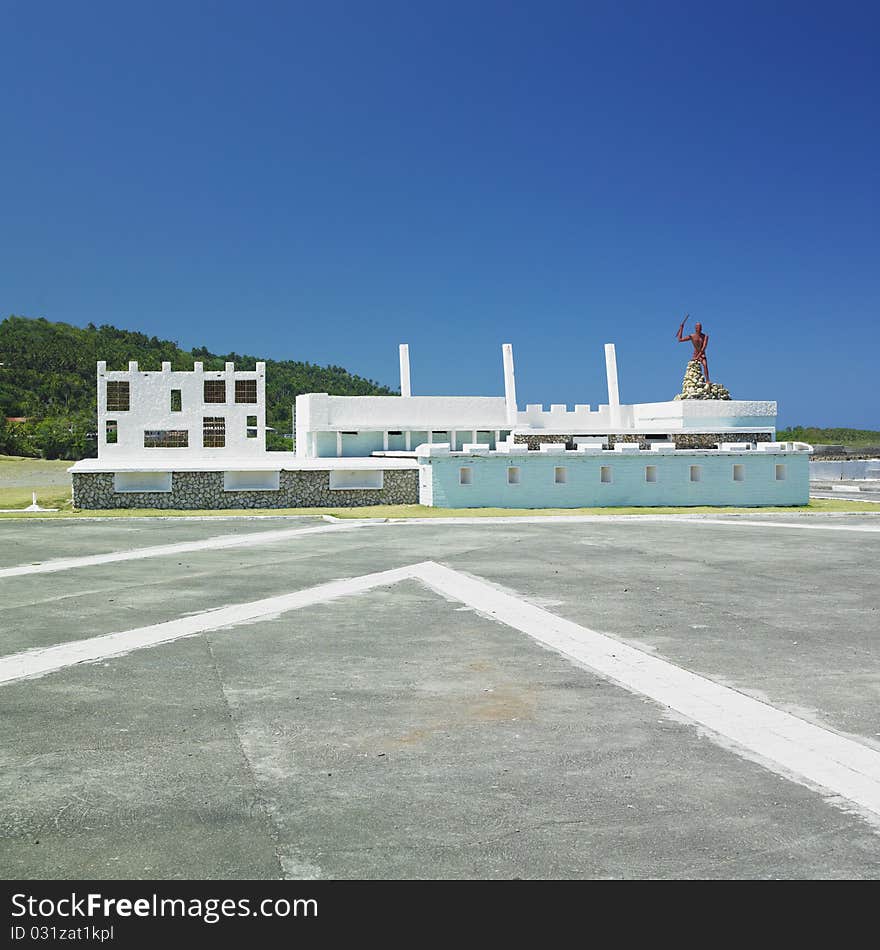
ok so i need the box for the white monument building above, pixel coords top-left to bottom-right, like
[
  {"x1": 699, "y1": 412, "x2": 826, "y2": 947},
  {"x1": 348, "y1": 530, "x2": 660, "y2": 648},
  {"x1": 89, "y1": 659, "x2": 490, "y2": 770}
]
[{"x1": 70, "y1": 342, "x2": 810, "y2": 509}]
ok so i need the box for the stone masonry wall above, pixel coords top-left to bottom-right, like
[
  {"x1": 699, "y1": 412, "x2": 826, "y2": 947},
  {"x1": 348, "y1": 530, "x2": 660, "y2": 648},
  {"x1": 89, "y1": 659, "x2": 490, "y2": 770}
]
[{"x1": 72, "y1": 469, "x2": 419, "y2": 509}]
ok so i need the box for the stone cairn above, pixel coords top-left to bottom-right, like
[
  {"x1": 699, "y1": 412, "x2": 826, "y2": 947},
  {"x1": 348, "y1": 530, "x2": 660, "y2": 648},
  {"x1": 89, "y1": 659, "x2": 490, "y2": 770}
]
[{"x1": 674, "y1": 360, "x2": 731, "y2": 400}]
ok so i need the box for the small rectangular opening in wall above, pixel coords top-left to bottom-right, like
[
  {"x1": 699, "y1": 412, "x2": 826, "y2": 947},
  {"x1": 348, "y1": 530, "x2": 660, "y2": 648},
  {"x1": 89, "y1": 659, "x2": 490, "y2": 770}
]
[
  {"x1": 645, "y1": 465, "x2": 658, "y2": 483},
  {"x1": 554, "y1": 466, "x2": 567, "y2": 484},
  {"x1": 329, "y1": 469, "x2": 384, "y2": 490},
  {"x1": 459, "y1": 467, "x2": 473, "y2": 486},
  {"x1": 246, "y1": 415, "x2": 258, "y2": 438},
  {"x1": 223, "y1": 471, "x2": 280, "y2": 492},
  {"x1": 204, "y1": 379, "x2": 226, "y2": 403},
  {"x1": 170, "y1": 389, "x2": 182, "y2": 412},
  {"x1": 114, "y1": 471, "x2": 172, "y2": 493},
  {"x1": 776, "y1": 464, "x2": 787, "y2": 481},
  {"x1": 203, "y1": 417, "x2": 226, "y2": 448},
  {"x1": 106, "y1": 381, "x2": 130, "y2": 411},
  {"x1": 600, "y1": 465, "x2": 612, "y2": 484},
  {"x1": 106, "y1": 420, "x2": 118, "y2": 444},
  {"x1": 235, "y1": 379, "x2": 258, "y2": 403},
  {"x1": 733, "y1": 464, "x2": 745, "y2": 482},
  {"x1": 144, "y1": 429, "x2": 188, "y2": 448},
  {"x1": 690, "y1": 465, "x2": 702, "y2": 482},
  {"x1": 507, "y1": 466, "x2": 521, "y2": 485}
]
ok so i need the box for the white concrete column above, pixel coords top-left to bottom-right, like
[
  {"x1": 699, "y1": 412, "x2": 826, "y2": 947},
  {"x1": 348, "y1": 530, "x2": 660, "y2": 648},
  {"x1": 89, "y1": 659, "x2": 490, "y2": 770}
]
[
  {"x1": 405, "y1": 431, "x2": 412, "y2": 451},
  {"x1": 383, "y1": 430, "x2": 389, "y2": 451},
  {"x1": 399, "y1": 344, "x2": 412, "y2": 397},
  {"x1": 451, "y1": 429, "x2": 457, "y2": 451},
  {"x1": 604, "y1": 343, "x2": 620, "y2": 407},
  {"x1": 336, "y1": 431, "x2": 342, "y2": 457},
  {"x1": 502, "y1": 344, "x2": 517, "y2": 425},
  {"x1": 494, "y1": 429, "x2": 500, "y2": 449},
  {"x1": 604, "y1": 343, "x2": 620, "y2": 427},
  {"x1": 427, "y1": 430, "x2": 433, "y2": 444}
]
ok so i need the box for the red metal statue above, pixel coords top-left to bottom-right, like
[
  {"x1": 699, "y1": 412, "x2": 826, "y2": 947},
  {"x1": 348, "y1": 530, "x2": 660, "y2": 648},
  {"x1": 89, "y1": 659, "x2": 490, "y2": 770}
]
[{"x1": 676, "y1": 315, "x2": 709, "y2": 382}]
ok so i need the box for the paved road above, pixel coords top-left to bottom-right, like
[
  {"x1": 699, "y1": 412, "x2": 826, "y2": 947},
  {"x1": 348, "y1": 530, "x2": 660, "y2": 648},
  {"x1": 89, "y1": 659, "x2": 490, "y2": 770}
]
[{"x1": 2, "y1": 513, "x2": 879, "y2": 879}]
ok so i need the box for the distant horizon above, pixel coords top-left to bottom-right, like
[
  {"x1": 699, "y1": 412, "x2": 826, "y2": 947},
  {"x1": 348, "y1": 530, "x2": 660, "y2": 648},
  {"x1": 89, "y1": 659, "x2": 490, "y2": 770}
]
[
  {"x1": 5, "y1": 311, "x2": 875, "y2": 433},
  {"x1": 2, "y1": 3, "x2": 877, "y2": 427}
]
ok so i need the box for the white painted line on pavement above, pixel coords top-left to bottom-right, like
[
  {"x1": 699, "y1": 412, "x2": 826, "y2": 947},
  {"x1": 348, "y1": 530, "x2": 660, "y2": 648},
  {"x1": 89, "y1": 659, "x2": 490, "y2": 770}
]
[
  {"x1": 0, "y1": 563, "x2": 416, "y2": 684},
  {"x1": 3, "y1": 511, "x2": 878, "y2": 581},
  {"x1": 3, "y1": 558, "x2": 880, "y2": 826},
  {"x1": 379, "y1": 515, "x2": 880, "y2": 532},
  {"x1": 0, "y1": 521, "x2": 365, "y2": 579}
]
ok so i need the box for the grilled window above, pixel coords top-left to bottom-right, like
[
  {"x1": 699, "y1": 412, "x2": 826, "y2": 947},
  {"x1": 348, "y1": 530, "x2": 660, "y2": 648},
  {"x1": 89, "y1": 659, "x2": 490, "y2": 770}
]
[
  {"x1": 203, "y1": 416, "x2": 226, "y2": 448},
  {"x1": 204, "y1": 379, "x2": 226, "y2": 403},
  {"x1": 106, "y1": 420, "x2": 118, "y2": 444},
  {"x1": 106, "y1": 381, "x2": 130, "y2": 411},
  {"x1": 170, "y1": 389, "x2": 182, "y2": 412},
  {"x1": 235, "y1": 379, "x2": 258, "y2": 403},
  {"x1": 144, "y1": 429, "x2": 188, "y2": 448}
]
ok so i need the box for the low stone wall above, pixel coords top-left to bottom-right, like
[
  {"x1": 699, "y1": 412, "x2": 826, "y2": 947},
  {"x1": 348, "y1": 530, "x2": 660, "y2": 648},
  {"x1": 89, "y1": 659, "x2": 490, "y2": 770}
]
[
  {"x1": 72, "y1": 469, "x2": 419, "y2": 510},
  {"x1": 513, "y1": 432, "x2": 771, "y2": 450}
]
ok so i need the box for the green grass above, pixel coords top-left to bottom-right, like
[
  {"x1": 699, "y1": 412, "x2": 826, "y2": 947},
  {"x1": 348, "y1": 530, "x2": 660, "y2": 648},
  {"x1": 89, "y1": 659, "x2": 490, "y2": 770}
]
[
  {"x1": 0, "y1": 454, "x2": 75, "y2": 512},
  {"x1": 0, "y1": 498, "x2": 876, "y2": 520}
]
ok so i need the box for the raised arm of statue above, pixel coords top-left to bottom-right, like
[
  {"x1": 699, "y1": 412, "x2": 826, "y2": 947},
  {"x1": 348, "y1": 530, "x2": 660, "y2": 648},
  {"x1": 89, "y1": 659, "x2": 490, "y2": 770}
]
[{"x1": 676, "y1": 315, "x2": 689, "y2": 342}]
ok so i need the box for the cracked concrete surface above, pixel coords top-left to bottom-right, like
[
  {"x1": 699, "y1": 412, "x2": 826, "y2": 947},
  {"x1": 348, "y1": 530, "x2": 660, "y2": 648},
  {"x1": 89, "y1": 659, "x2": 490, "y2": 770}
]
[{"x1": 1, "y1": 513, "x2": 879, "y2": 878}]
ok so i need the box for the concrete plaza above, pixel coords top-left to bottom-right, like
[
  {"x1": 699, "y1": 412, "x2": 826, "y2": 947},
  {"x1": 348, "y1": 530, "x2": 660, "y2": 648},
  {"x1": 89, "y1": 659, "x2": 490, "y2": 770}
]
[{"x1": 1, "y1": 512, "x2": 879, "y2": 878}]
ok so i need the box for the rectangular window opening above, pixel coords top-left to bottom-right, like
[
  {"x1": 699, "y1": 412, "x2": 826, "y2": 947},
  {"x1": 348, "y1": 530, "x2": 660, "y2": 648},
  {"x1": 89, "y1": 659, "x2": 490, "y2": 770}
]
[
  {"x1": 105, "y1": 420, "x2": 118, "y2": 444},
  {"x1": 203, "y1": 416, "x2": 226, "y2": 448},
  {"x1": 554, "y1": 466, "x2": 567, "y2": 484},
  {"x1": 329, "y1": 469, "x2": 384, "y2": 490},
  {"x1": 106, "y1": 381, "x2": 130, "y2": 411},
  {"x1": 645, "y1": 465, "x2": 658, "y2": 483},
  {"x1": 170, "y1": 389, "x2": 182, "y2": 412},
  {"x1": 459, "y1": 467, "x2": 473, "y2": 486},
  {"x1": 114, "y1": 471, "x2": 172, "y2": 493},
  {"x1": 775, "y1": 464, "x2": 787, "y2": 481},
  {"x1": 690, "y1": 465, "x2": 702, "y2": 482},
  {"x1": 204, "y1": 379, "x2": 226, "y2": 403},
  {"x1": 733, "y1": 464, "x2": 745, "y2": 482},
  {"x1": 144, "y1": 429, "x2": 188, "y2": 448},
  {"x1": 507, "y1": 466, "x2": 521, "y2": 485},
  {"x1": 235, "y1": 379, "x2": 258, "y2": 403},
  {"x1": 246, "y1": 415, "x2": 258, "y2": 439},
  {"x1": 600, "y1": 465, "x2": 612, "y2": 484},
  {"x1": 224, "y1": 471, "x2": 280, "y2": 492}
]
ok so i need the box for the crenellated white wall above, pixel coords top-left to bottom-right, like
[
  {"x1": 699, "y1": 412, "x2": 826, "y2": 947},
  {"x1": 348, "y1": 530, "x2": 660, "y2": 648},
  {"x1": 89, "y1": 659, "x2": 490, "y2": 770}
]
[{"x1": 97, "y1": 360, "x2": 267, "y2": 460}]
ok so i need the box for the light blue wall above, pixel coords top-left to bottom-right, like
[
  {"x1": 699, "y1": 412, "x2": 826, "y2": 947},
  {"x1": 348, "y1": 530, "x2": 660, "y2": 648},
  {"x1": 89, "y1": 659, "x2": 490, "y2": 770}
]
[
  {"x1": 681, "y1": 417, "x2": 774, "y2": 430},
  {"x1": 315, "y1": 431, "x2": 338, "y2": 457},
  {"x1": 423, "y1": 452, "x2": 809, "y2": 508},
  {"x1": 310, "y1": 428, "x2": 515, "y2": 457},
  {"x1": 340, "y1": 431, "x2": 384, "y2": 457}
]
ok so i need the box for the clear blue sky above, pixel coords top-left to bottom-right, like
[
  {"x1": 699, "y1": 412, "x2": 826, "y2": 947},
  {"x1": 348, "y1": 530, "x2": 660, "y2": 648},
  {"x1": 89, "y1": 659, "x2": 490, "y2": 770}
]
[{"x1": 1, "y1": 1, "x2": 877, "y2": 427}]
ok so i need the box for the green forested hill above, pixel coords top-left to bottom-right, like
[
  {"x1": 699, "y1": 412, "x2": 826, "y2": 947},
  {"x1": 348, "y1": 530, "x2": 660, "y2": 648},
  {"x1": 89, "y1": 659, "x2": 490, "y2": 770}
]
[
  {"x1": 776, "y1": 425, "x2": 880, "y2": 447},
  {"x1": 0, "y1": 315, "x2": 395, "y2": 458}
]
